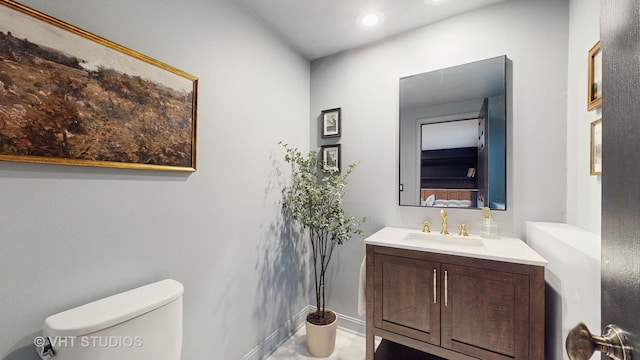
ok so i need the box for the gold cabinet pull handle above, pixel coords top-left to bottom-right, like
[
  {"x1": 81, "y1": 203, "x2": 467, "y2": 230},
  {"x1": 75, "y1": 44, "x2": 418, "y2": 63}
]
[
  {"x1": 433, "y1": 269, "x2": 437, "y2": 304},
  {"x1": 444, "y1": 270, "x2": 448, "y2": 307}
]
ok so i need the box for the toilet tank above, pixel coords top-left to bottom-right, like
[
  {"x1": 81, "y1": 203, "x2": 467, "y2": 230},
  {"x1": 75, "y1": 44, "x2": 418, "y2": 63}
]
[{"x1": 40, "y1": 279, "x2": 183, "y2": 360}]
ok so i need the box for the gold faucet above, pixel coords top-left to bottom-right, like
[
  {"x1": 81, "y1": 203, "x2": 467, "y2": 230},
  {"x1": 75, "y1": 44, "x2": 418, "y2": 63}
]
[
  {"x1": 422, "y1": 221, "x2": 431, "y2": 233},
  {"x1": 458, "y1": 224, "x2": 469, "y2": 237},
  {"x1": 440, "y1": 208, "x2": 449, "y2": 235}
]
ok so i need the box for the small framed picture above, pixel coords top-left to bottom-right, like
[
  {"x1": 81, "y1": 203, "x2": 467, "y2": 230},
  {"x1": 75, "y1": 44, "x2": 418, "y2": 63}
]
[
  {"x1": 321, "y1": 144, "x2": 341, "y2": 172},
  {"x1": 590, "y1": 118, "x2": 602, "y2": 175},
  {"x1": 321, "y1": 108, "x2": 341, "y2": 138},
  {"x1": 588, "y1": 41, "x2": 602, "y2": 111}
]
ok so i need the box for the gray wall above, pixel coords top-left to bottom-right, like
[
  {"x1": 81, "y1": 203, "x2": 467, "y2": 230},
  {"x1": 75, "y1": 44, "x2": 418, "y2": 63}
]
[
  {"x1": 311, "y1": 0, "x2": 569, "y2": 321},
  {"x1": 0, "y1": 1, "x2": 310, "y2": 359},
  {"x1": 565, "y1": 0, "x2": 602, "y2": 233}
]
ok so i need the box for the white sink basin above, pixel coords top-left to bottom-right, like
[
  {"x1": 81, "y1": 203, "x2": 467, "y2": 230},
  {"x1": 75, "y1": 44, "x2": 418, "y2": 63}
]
[
  {"x1": 364, "y1": 227, "x2": 548, "y2": 266},
  {"x1": 403, "y1": 232, "x2": 485, "y2": 250}
]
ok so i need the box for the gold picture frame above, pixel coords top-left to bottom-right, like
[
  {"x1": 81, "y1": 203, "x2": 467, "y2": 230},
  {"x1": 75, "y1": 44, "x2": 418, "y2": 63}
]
[
  {"x1": 590, "y1": 118, "x2": 602, "y2": 175},
  {"x1": 587, "y1": 41, "x2": 602, "y2": 111},
  {"x1": 0, "y1": 0, "x2": 198, "y2": 171}
]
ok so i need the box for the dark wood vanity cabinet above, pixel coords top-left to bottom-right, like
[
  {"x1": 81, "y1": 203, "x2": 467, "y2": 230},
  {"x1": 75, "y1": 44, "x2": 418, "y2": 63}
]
[
  {"x1": 366, "y1": 245, "x2": 544, "y2": 360},
  {"x1": 374, "y1": 255, "x2": 441, "y2": 345}
]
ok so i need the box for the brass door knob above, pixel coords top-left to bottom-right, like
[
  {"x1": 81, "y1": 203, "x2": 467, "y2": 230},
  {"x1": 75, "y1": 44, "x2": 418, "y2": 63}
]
[{"x1": 566, "y1": 323, "x2": 632, "y2": 360}]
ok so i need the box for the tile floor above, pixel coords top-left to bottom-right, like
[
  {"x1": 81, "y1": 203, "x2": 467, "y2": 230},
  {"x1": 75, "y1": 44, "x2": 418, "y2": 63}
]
[{"x1": 266, "y1": 327, "x2": 366, "y2": 360}]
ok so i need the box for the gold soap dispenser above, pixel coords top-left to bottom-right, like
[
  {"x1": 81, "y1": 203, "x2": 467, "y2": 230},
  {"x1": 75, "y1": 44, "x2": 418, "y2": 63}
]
[{"x1": 480, "y1": 207, "x2": 498, "y2": 239}]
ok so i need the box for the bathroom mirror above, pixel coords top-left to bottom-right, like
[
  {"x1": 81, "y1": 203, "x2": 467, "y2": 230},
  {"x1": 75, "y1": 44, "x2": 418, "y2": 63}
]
[{"x1": 399, "y1": 56, "x2": 506, "y2": 210}]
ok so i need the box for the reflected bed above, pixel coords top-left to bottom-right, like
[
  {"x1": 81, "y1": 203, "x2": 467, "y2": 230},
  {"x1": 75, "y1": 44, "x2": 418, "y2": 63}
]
[{"x1": 420, "y1": 189, "x2": 475, "y2": 208}]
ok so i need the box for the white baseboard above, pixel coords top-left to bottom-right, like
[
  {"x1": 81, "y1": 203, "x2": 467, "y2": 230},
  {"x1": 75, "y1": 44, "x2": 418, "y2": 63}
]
[
  {"x1": 240, "y1": 307, "x2": 308, "y2": 360},
  {"x1": 335, "y1": 310, "x2": 366, "y2": 336},
  {"x1": 240, "y1": 305, "x2": 366, "y2": 360}
]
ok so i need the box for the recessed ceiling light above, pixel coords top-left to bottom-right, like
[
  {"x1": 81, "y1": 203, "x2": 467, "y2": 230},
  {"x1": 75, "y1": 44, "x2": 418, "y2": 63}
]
[{"x1": 357, "y1": 10, "x2": 385, "y2": 28}]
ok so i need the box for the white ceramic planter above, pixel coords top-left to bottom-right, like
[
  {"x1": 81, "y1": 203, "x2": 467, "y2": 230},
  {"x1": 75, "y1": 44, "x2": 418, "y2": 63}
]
[{"x1": 305, "y1": 309, "x2": 338, "y2": 357}]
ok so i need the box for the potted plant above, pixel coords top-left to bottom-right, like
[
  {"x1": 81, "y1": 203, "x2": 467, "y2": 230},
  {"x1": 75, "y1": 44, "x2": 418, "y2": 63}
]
[{"x1": 280, "y1": 142, "x2": 365, "y2": 357}]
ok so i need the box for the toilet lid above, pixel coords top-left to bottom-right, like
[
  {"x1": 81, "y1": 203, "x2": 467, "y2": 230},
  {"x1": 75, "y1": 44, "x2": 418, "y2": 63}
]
[{"x1": 44, "y1": 279, "x2": 183, "y2": 336}]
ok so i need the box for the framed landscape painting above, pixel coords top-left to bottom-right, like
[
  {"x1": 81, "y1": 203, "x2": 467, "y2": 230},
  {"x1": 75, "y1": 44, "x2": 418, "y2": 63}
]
[
  {"x1": 0, "y1": 0, "x2": 198, "y2": 171},
  {"x1": 587, "y1": 41, "x2": 602, "y2": 111}
]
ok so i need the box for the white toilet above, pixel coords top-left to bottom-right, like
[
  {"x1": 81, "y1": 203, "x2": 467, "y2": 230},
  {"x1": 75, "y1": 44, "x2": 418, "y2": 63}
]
[{"x1": 37, "y1": 279, "x2": 184, "y2": 360}]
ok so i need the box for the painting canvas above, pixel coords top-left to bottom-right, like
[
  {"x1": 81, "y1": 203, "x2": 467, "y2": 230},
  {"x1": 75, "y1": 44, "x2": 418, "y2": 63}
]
[{"x1": 0, "y1": 1, "x2": 198, "y2": 171}]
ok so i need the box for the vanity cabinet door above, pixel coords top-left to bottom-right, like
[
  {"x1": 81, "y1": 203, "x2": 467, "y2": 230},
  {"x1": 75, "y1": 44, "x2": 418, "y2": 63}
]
[
  {"x1": 374, "y1": 254, "x2": 441, "y2": 345},
  {"x1": 441, "y1": 263, "x2": 530, "y2": 360}
]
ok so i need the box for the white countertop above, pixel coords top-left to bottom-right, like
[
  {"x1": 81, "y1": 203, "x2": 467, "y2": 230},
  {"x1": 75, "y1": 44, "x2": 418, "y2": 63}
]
[{"x1": 364, "y1": 226, "x2": 547, "y2": 266}]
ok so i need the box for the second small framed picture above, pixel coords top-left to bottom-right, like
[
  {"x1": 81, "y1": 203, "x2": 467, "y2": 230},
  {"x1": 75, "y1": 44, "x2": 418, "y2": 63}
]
[
  {"x1": 321, "y1": 144, "x2": 341, "y2": 172},
  {"x1": 321, "y1": 108, "x2": 341, "y2": 138},
  {"x1": 590, "y1": 118, "x2": 602, "y2": 175}
]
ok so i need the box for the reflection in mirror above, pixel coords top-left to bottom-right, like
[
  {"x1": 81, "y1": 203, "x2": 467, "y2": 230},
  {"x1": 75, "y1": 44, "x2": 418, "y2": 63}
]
[{"x1": 399, "y1": 56, "x2": 506, "y2": 210}]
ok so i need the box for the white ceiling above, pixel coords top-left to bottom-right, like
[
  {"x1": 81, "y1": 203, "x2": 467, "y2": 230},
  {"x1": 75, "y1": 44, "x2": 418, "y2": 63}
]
[{"x1": 232, "y1": 0, "x2": 508, "y2": 60}]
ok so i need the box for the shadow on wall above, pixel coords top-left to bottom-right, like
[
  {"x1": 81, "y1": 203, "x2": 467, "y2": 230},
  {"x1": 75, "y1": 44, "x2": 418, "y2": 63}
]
[
  {"x1": 252, "y1": 151, "x2": 308, "y2": 358},
  {"x1": 545, "y1": 273, "x2": 563, "y2": 360},
  {"x1": 209, "y1": 267, "x2": 244, "y2": 356},
  {"x1": 3, "y1": 332, "x2": 41, "y2": 360}
]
